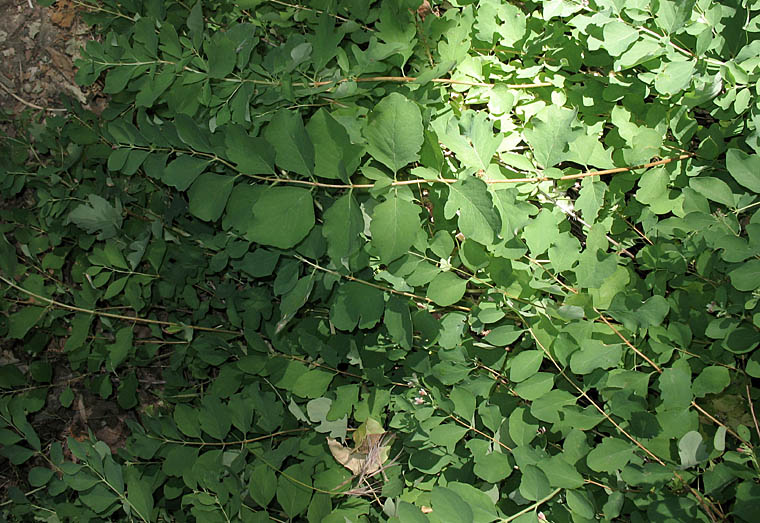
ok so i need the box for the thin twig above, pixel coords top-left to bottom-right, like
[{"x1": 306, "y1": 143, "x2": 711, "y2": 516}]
[
  {"x1": 745, "y1": 384, "x2": 760, "y2": 442},
  {"x1": 501, "y1": 488, "x2": 561, "y2": 522},
  {"x1": 0, "y1": 82, "x2": 67, "y2": 113},
  {"x1": 0, "y1": 274, "x2": 241, "y2": 335}
]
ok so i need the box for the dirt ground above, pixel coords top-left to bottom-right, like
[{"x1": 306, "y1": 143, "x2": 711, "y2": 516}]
[{"x1": 0, "y1": 0, "x2": 95, "y2": 117}]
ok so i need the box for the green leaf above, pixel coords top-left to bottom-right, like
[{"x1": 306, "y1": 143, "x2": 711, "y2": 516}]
[
  {"x1": 569, "y1": 340, "x2": 622, "y2": 374},
  {"x1": 225, "y1": 125, "x2": 275, "y2": 174},
  {"x1": 365, "y1": 93, "x2": 423, "y2": 173},
  {"x1": 198, "y1": 396, "x2": 231, "y2": 440},
  {"x1": 163, "y1": 155, "x2": 210, "y2": 191},
  {"x1": 655, "y1": 60, "x2": 696, "y2": 95},
  {"x1": 586, "y1": 438, "x2": 635, "y2": 473},
  {"x1": 427, "y1": 272, "x2": 467, "y2": 307},
  {"x1": 693, "y1": 366, "x2": 730, "y2": 397},
  {"x1": 443, "y1": 178, "x2": 501, "y2": 245},
  {"x1": 188, "y1": 173, "x2": 235, "y2": 222},
  {"x1": 206, "y1": 33, "x2": 236, "y2": 79},
  {"x1": 433, "y1": 112, "x2": 501, "y2": 171},
  {"x1": 370, "y1": 195, "x2": 421, "y2": 264},
  {"x1": 384, "y1": 295, "x2": 413, "y2": 350},
  {"x1": 0, "y1": 233, "x2": 17, "y2": 276},
  {"x1": 431, "y1": 486, "x2": 473, "y2": 523},
  {"x1": 249, "y1": 463, "x2": 276, "y2": 508},
  {"x1": 106, "y1": 327, "x2": 133, "y2": 371},
  {"x1": 310, "y1": 12, "x2": 343, "y2": 72},
  {"x1": 322, "y1": 193, "x2": 364, "y2": 264},
  {"x1": 689, "y1": 177, "x2": 735, "y2": 208},
  {"x1": 307, "y1": 109, "x2": 363, "y2": 181},
  {"x1": 602, "y1": 20, "x2": 639, "y2": 56},
  {"x1": 126, "y1": 469, "x2": 154, "y2": 521},
  {"x1": 80, "y1": 483, "x2": 118, "y2": 513},
  {"x1": 679, "y1": 431, "x2": 707, "y2": 469},
  {"x1": 524, "y1": 104, "x2": 582, "y2": 168},
  {"x1": 330, "y1": 282, "x2": 385, "y2": 331},
  {"x1": 725, "y1": 149, "x2": 760, "y2": 193},
  {"x1": 658, "y1": 363, "x2": 693, "y2": 408},
  {"x1": 7, "y1": 306, "x2": 45, "y2": 339},
  {"x1": 67, "y1": 195, "x2": 123, "y2": 240},
  {"x1": 729, "y1": 260, "x2": 760, "y2": 291},
  {"x1": 509, "y1": 350, "x2": 543, "y2": 382},
  {"x1": 538, "y1": 455, "x2": 585, "y2": 489},
  {"x1": 28, "y1": 466, "x2": 55, "y2": 487},
  {"x1": 519, "y1": 465, "x2": 552, "y2": 501},
  {"x1": 264, "y1": 110, "x2": 314, "y2": 177},
  {"x1": 247, "y1": 187, "x2": 315, "y2": 248},
  {"x1": 566, "y1": 489, "x2": 595, "y2": 519},
  {"x1": 576, "y1": 177, "x2": 606, "y2": 224},
  {"x1": 277, "y1": 464, "x2": 312, "y2": 518}
]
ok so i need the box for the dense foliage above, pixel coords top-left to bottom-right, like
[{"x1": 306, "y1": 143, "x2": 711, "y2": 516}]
[{"x1": 2, "y1": 0, "x2": 760, "y2": 521}]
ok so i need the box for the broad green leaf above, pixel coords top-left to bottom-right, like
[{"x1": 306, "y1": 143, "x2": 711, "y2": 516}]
[
  {"x1": 519, "y1": 465, "x2": 552, "y2": 501},
  {"x1": 509, "y1": 407, "x2": 538, "y2": 447},
  {"x1": 80, "y1": 483, "x2": 118, "y2": 513},
  {"x1": 655, "y1": 60, "x2": 695, "y2": 95},
  {"x1": 67, "y1": 195, "x2": 123, "y2": 240},
  {"x1": 443, "y1": 178, "x2": 501, "y2": 245},
  {"x1": 446, "y1": 482, "x2": 499, "y2": 523},
  {"x1": 429, "y1": 424, "x2": 469, "y2": 452},
  {"x1": 431, "y1": 486, "x2": 473, "y2": 523},
  {"x1": 277, "y1": 464, "x2": 312, "y2": 518},
  {"x1": 7, "y1": 307, "x2": 45, "y2": 339},
  {"x1": 307, "y1": 109, "x2": 363, "y2": 181},
  {"x1": 678, "y1": 430, "x2": 707, "y2": 469},
  {"x1": 693, "y1": 366, "x2": 730, "y2": 398},
  {"x1": 602, "y1": 20, "x2": 638, "y2": 56},
  {"x1": 524, "y1": 105, "x2": 582, "y2": 168},
  {"x1": 364, "y1": 93, "x2": 423, "y2": 173},
  {"x1": 729, "y1": 260, "x2": 760, "y2": 291},
  {"x1": 188, "y1": 173, "x2": 235, "y2": 222},
  {"x1": 566, "y1": 489, "x2": 594, "y2": 519},
  {"x1": 106, "y1": 327, "x2": 133, "y2": 371},
  {"x1": 384, "y1": 295, "x2": 413, "y2": 349},
  {"x1": 514, "y1": 372, "x2": 554, "y2": 401},
  {"x1": 538, "y1": 455, "x2": 585, "y2": 489},
  {"x1": 163, "y1": 155, "x2": 210, "y2": 191},
  {"x1": 126, "y1": 469, "x2": 154, "y2": 521},
  {"x1": 292, "y1": 369, "x2": 334, "y2": 399},
  {"x1": 330, "y1": 282, "x2": 385, "y2": 331},
  {"x1": 370, "y1": 195, "x2": 421, "y2": 263},
  {"x1": 310, "y1": 12, "x2": 343, "y2": 72},
  {"x1": 199, "y1": 396, "x2": 231, "y2": 440},
  {"x1": 725, "y1": 149, "x2": 760, "y2": 193},
  {"x1": 658, "y1": 363, "x2": 693, "y2": 408},
  {"x1": 433, "y1": 112, "x2": 501, "y2": 171},
  {"x1": 569, "y1": 340, "x2": 622, "y2": 374},
  {"x1": 264, "y1": 110, "x2": 314, "y2": 177},
  {"x1": 689, "y1": 177, "x2": 735, "y2": 208},
  {"x1": 248, "y1": 187, "x2": 315, "y2": 248},
  {"x1": 249, "y1": 463, "x2": 276, "y2": 508},
  {"x1": 322, "y1": 193, "x2": 364, "y2": 264},
  {"x1": 206, "y1": 33, "x2": 236, "y2": 79},
  {"x1": 484, "y1": 325, "x2": 523, "y2": 346},
  {"x1": 509, "y1": 350, "x2": 543, "y2": 382},
  {"x1": 586, "y1": 438, "x2": 634, "y2": 473},
  {"x1": 225, "y1": 125, "x2": 275, "y2": 174},
  {"x1": 427, "y1": 271, "x2": 467, "y2": 307},
  {"x1": 576, "y1": 177, "x2": 606, "y2": 224}
]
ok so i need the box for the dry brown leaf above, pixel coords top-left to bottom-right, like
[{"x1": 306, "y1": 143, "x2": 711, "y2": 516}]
[{"x1": 327, "y1": 437, "x2": 367, "y2": 475}]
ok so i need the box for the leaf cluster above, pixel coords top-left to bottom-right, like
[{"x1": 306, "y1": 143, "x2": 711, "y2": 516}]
[{"x1": 1, "y1": 0, "x2": 760, "y2": 521}]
